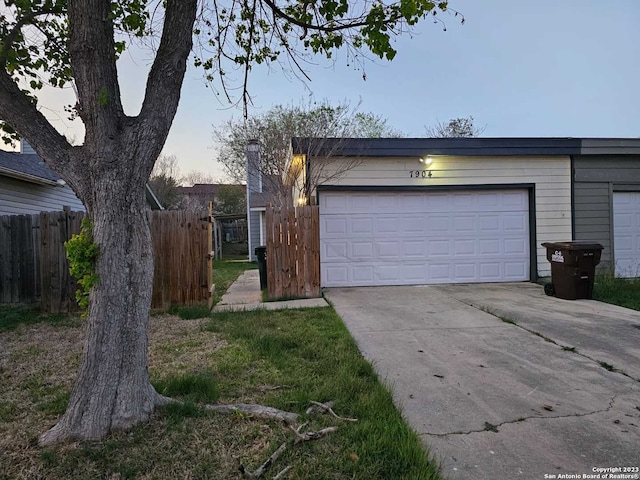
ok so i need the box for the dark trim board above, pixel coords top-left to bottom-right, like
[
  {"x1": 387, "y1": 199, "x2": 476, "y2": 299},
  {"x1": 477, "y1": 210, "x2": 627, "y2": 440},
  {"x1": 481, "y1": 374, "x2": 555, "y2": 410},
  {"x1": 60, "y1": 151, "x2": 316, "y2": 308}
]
[
  {"x1": 529, "y1": 185, "x2": 538, "y2": 282},
  {"x1": 293, "y1": 137, "x2": 640, "y2": 158},
  {"x1": 612, "y1": 184, "x2": 640, "y2": 192},
  {"x1": 317, "y1": 184, "x2": 538, "y2": 283},
  {"x1": 570, "y1": 155, "x2": 576, "y2": 240},
  {"x1": 318, "y1": 183, "x2": 536, "y2": 193}
]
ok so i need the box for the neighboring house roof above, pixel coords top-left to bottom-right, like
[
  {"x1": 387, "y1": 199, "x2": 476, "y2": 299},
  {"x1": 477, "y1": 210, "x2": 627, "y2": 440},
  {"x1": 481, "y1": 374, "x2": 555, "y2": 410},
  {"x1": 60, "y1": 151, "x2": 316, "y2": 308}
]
[
  {"x1": 179, "y1": 183, "x2": 246, "y2": 197},
  {"x1": 145, "y1": 185, "x2": 164, "y2": 211},
  {"x1": 249, "y1": 192, "x2": 273, "y2": 208},
  {"x1": 249, "y1": 174, "x2": 283, "y2": 208},
  {"x1": 291, "y1": 137, "x2": 640, "y2": 157},
  {"x1": 0, "y1": 149, "x2": 61, "y2": 185},
  {"x1": 0, "y1": 148, "x2": 164, "y2": 210}
]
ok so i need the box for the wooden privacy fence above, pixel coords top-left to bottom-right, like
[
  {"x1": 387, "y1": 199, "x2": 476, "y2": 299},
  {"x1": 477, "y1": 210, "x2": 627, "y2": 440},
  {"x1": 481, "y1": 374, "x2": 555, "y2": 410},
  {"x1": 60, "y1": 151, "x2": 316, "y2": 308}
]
[
  {"x1": 0, "y1": 212, "x2": 39, "y2": 304},
  {"x1": 265, "y1": 205, "x2": 320, "y2": 300},
  {"x1": 0, "y1": 209, "x2": 84, "y2": 310},
  {"x1": 0, "y1": 209, "x2": 211, "y2": 312},
  {"x1": 40, "y1": 209, "x2": 85, "y2": 313},
  {"x1": 150, "y1": 210, "x2": 211, "y2": 310}
]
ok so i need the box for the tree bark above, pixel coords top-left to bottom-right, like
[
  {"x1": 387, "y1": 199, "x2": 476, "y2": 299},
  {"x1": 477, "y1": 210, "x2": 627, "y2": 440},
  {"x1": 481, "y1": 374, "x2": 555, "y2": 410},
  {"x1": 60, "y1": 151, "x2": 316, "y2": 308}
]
[
  {"x1": 36, "y1": 0, "x2": 198, "y2": 445},
  {"x1": 39, "y1": 165, "x2": 162, "y2": 445}
]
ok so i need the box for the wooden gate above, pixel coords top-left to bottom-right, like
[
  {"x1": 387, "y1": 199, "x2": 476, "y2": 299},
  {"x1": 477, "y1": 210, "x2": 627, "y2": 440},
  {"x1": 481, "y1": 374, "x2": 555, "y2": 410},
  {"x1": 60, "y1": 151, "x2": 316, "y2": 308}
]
[
  {"x1": 265, "y1": 206, "x2": 320, "y2": 300},
  {"x1": 150, "y1": 210, "x2": 212, "y2": 310}
]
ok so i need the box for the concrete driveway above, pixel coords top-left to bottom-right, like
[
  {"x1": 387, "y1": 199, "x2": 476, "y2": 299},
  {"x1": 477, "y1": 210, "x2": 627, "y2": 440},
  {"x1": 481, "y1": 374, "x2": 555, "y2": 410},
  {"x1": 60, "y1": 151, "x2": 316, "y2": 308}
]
[{"x1": 324, "y1": 283, "x2": 640, "y2": 480}]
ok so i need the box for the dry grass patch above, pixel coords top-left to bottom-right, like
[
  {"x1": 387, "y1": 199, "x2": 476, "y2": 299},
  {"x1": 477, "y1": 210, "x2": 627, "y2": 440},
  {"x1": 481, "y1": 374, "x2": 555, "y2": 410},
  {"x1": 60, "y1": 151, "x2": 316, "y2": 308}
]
[
  {"x1": 1, "y1": 307, "x2": 442, "y2": 480},
  {"x1": 0, "y1": 314, "x2": 301, "y2": 480}
]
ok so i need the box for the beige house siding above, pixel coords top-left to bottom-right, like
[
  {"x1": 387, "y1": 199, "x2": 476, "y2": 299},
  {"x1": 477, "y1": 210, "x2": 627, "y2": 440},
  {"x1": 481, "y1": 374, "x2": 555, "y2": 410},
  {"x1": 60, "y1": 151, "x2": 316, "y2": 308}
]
[{"x1": 312, "y1": 155, "x2": 572, "y2": 278}]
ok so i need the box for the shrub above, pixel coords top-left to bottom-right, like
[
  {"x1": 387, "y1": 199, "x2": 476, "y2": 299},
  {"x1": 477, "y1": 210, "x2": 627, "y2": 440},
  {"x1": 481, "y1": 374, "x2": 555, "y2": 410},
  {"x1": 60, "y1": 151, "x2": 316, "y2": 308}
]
[{"x1": 65, "y1": 218, "x2": 99, "y2": 312}]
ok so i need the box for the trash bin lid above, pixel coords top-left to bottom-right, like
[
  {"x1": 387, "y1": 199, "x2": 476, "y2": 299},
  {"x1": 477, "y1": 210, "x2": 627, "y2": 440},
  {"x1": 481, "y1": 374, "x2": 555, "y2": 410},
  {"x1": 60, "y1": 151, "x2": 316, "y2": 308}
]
[{"x1": 541, "y1": 241, "x2": 603, "y2": 251}]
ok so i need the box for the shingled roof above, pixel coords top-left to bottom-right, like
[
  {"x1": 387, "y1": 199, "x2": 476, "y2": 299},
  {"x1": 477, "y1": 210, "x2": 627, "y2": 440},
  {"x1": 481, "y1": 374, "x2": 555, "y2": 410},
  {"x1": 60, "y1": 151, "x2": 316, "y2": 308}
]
[{"x1": 0, "y1": 149, "x2": 61, "y2": 185}]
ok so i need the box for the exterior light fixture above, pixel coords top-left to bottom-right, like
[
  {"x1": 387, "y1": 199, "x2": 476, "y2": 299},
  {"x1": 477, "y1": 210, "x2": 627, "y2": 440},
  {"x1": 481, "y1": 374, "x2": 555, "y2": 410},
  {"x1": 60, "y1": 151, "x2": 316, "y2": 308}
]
[{"x1": 418, "y1": 156, "x2": 433, "y2": 178}]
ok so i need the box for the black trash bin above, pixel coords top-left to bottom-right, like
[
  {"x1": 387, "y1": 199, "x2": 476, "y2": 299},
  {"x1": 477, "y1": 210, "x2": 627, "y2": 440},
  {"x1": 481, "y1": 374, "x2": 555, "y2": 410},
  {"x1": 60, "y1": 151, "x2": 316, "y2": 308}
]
[
  {"x1": 254, "y1": 246, "x2": 267, "y2": 291},
  {"x1": 541, "y1": 241, "x2": 603, "y2": 300}
]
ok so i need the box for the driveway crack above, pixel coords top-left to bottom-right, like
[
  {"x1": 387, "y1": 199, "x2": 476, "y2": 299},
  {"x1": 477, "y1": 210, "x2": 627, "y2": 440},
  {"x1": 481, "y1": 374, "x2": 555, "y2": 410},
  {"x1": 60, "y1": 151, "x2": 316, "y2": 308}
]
[
  {"x1": 478, "y1": 306, "x2": 640, "y2": 384},
  {"x1": 421, "y1": 394, "x2": 620, "y2": 437}
]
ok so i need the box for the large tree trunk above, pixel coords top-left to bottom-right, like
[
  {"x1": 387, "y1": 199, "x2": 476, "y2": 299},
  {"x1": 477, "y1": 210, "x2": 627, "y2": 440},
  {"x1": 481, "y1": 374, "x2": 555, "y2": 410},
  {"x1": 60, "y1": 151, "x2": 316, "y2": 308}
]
[
  {"x1": 0, "y1": 0, "x2": 197, "y2": 445},
  {"x1": 39, "y1": 171, "x2": 162, "y2": 445}
]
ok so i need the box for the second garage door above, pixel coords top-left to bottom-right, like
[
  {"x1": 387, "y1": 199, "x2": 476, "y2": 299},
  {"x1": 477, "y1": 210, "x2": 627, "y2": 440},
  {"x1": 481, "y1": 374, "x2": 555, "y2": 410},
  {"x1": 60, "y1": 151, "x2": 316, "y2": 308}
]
[
  {"x1": 613, "y1": 192, "x2": 640, "y2": 278},
  {"x1": 320, "y1": 189, "x2": 530, "y2": 287}
]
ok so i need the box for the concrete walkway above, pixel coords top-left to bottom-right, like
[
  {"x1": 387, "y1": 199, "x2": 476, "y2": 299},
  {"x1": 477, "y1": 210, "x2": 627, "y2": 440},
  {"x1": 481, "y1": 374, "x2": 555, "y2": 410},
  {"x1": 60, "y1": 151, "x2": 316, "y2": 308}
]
[{"x1": 212, "y1": 269, "x2": 329, "y2": 312}]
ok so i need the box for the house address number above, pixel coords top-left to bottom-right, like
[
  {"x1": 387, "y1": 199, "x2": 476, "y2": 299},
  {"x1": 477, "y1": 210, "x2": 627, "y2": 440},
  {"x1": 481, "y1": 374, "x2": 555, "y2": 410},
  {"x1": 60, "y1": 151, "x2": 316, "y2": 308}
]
[{"x1": 409, "y1": 170, "x2": 432, "y2": 178}]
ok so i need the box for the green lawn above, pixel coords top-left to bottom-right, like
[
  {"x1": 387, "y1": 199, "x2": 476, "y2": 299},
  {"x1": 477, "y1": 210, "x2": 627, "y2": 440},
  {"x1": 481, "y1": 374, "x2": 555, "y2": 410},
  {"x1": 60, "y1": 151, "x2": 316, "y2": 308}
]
[
  {"x1": 0, "y1": 304, "x2": 78, "y2": 332},
  {"x1": 593, "y1": 274, "x2": 640, "y2": 311},
  {"x1": 1, "y1": 299, "x2": 441, "y2": 479}
]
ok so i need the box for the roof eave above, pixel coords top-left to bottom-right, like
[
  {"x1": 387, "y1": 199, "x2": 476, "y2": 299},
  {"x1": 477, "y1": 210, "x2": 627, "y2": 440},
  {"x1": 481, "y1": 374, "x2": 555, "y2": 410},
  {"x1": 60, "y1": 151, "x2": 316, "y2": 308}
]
[{"x1": 0, "y1": 166, "x2": 60, "y2": 186}]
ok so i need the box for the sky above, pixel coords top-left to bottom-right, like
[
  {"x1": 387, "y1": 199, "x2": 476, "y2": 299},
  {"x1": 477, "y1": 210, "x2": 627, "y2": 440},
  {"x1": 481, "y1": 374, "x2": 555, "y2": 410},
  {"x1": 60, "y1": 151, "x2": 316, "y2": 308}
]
[{"x1": 33, "y1": 0, "x2": 640, "y2": 182}]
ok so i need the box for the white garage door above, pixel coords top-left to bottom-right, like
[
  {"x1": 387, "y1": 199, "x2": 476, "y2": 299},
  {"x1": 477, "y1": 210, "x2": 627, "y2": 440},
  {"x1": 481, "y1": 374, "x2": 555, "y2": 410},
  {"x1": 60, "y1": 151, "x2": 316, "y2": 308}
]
[
  {"x1": 320, "y1": 190, "x2": 530, "y2": 287},
  {"x1": 613, "y1": 192, "x2": 640, "y2": 278}
]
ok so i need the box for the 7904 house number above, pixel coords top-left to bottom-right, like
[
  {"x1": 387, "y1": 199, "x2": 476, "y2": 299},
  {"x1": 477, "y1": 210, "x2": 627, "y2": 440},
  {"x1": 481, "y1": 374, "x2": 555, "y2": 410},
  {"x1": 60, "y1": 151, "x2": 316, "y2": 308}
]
[{"x1": 409, "y1": 170, "x2": 432, "y2": 178}]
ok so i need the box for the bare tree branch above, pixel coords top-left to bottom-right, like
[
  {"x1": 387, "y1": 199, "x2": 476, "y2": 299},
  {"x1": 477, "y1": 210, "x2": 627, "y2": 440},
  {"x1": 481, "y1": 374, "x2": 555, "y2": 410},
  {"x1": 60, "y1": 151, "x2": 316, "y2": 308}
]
[{"x1": 240, "y1": 441, "x2": 288, "y2": 478}]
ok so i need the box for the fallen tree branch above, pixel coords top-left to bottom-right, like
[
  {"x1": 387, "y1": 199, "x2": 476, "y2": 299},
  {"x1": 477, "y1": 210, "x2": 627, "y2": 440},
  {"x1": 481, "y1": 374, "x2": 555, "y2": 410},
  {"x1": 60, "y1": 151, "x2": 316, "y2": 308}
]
[
  {"x1": 289, "y1": 424, "x2": 338, "y2": 444},
  {"x1": 305, "y1": 400, "x2": 333, "y2": 415},
  {"x1": 258, "y1": 384, "x2": 291, "y2": 393},
  {"x1": 156, "y1": 394, "x2": 299, "y2": 424},
  {"x1": 273, "y1": 465, "x2": 292, "y2": 479},
  {"x1": 240, "y1": 441, "x2": 288, "y2": 478},
  {"x1": 204, "y1": 403, "x2": 299, "y2": 424},
  {"x1": 308, "y1": 400, "x2": 358, "y2": 422}
]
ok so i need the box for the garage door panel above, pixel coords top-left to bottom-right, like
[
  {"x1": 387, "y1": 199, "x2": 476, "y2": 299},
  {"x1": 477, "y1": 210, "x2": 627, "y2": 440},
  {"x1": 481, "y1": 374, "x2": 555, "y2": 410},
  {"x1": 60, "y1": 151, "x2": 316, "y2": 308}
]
[
  {"x1": 375, "y1": 216, "x2": 399, "y2": 233},
  {"x1": 502, "y1": 191, "x2": 528, "y2": 209},
  {"x1": 351, "y1": 241, "x2": 374, "y2": 259},
  {"x1": 429, "y1": 263, "x2": 451, "y2": 281},
  {"x1": 351, "y1": 217, "x2": 373, "y2": 234},
  {"x1": 322, "y1": 217, "x2": 348, "y2": 235},
  {"x1": 429, "y1": 216, "x2": 450, "y2": 231},
  {"x1": 479, "y1": 215, "x2": 500, "y2": 231},
  {"x1": 404, "y1": 240, "x2": 427, "y2": 257},
  {"x1": 324, "y1": 265, "x2": 349, "y2": 285},
  {"x1": 351, "y1": 194, "x2": 374, "y2": 211},
  {"x1": 479, "y1": 239, "x2": 500, "y2": 255},
  {"x1": 376, "y1": 194, "x2": 401, "y2": 212},
  {"x1": 480, "y1": 263, "x2": 501, "y2": 279},
  {"x1": 323, "y1": 193, "x2": 349, "y2": 213},
  {"x1": 476, "y1": 192, "x2": 500, "y2": 208},
  {"x1": 322, "y1": 241, "x2": 348, "y2": 261},
  {"x1": 401, "y1": 193, "x2": 426, "y2": 211},
  {"x1": 401, "y1": 216, "x2": 427, "y2": 233},
  {"x1": 453, "y1": 215, "x2": 476, "y2": 232},
  {"x1": 503, "y1": 215, "x2": 527, "y2": 232},
  {"x1": 351, "y1": 266, "x2": 373, "y2": 283},
  {"x1": 454, "y1": 239, "x2": 476, "y2": 255},
  {"x1": 505, "y1": 261, "x2": 527, "y2": 278},
  {"x1": 452, "y1": 193, "x2": 476, "y2": 210},
  {"x1": 504, "y1": 238, "x2": 528, "y2": 255},
  {"x1": 320, "y1": 190, "x2": 530, "y2": 286},
  {"x1": 428, "y1": 239, "x2": 450, "y2": 256},
  {"x1": 377, "y1": 241, "x2": 401, "y2": 258},
  {"x1": 613, "y1": 192, "x2": 640, "y2": 278},
  {"x1": 454, "y1": 263, "x2": 476, "y2": 280}
]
